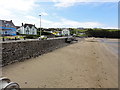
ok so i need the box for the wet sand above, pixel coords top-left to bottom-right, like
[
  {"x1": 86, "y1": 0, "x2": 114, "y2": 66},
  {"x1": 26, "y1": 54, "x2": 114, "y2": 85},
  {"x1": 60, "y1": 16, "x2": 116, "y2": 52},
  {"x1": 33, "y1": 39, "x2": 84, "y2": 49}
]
[{"x1": 2, "y1": 38, "x2": 118, "y2": 88}]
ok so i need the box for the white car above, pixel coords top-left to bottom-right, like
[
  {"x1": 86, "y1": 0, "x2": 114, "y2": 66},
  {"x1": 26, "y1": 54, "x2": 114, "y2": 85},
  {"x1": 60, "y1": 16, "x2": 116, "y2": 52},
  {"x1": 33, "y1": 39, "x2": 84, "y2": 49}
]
[{"x1": 38, "y1": 35, "x2": 47, "y2": 40}]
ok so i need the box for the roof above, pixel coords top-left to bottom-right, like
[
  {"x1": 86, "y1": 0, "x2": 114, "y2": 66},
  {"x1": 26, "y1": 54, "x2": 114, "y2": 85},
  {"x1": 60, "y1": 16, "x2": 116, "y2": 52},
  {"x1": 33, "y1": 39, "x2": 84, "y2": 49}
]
[
  {"x1": 23, "y1": 23, "x2": 36, "y2": 29},
  {"x1": 16, "y1": 26, "x2": 20, "y2": 29},
  {"x1": 62, "y1": 29, "x2": 69, "y2": 31},
  {"x1": 0, "y1": 20, "x2": 15, "y2": 27}
]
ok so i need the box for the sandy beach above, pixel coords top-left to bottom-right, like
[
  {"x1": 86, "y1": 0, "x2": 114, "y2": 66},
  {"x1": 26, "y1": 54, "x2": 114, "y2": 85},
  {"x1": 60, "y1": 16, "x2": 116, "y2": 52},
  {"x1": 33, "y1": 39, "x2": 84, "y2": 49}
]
[{"x1": 2, "y1": 38, "x2": 118, "y2": 88}]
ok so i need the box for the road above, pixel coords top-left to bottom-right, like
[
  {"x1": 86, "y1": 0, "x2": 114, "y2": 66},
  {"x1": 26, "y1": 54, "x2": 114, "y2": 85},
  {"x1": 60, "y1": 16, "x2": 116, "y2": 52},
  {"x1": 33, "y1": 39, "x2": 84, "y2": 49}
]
[{"x1": 2, "y1": 38, "x2": 118, "y2": 88}]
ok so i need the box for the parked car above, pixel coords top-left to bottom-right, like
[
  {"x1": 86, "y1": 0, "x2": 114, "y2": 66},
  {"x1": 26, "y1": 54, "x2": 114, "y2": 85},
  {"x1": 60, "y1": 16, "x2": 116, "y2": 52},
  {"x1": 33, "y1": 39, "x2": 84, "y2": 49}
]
[{"x1": 38, "y1": 35, "x2": 47, "y2": 40}]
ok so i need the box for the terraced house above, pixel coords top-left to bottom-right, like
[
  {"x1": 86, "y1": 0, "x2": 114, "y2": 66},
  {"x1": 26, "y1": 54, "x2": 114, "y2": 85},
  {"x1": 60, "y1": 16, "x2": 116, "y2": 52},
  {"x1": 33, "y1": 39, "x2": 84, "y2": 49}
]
[
  {"x1": 17, "y1": 23, "x2": 37, "y2": 35},
  {"x1": 0, "y1": 20, "x2": 16, "y2": 36}
]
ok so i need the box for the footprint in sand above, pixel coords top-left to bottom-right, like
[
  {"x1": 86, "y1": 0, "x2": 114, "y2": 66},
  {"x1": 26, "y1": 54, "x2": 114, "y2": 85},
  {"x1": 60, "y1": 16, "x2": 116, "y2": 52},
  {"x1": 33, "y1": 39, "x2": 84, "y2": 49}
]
[
  {"x1": 96, "y1": 57, "x2": 99, "y2": 58},
  {"x1": 99, "y1": 85, "x2": 102, "y2": 87},
  {"x1": 93, "y1": 52, "x2": 96, "y2": 54},
  {"x1": 21, "y1": 67, "x2": 24, "y2": 69},
  {"x1": 25, "y1": 82, "x2": 27, "y2": 84},
  {"x1": 70, "y1": 77, "x2": 73, "y2": 80},
  {"x1": 104, "y1": 78, "x2": 108, "y2": 80},
  {"x1": 98, "y1": 79, "x2": 100, "y2": 81},
  {"x1": 43, "y1": 85, "x2": 47, "y2": 88}
]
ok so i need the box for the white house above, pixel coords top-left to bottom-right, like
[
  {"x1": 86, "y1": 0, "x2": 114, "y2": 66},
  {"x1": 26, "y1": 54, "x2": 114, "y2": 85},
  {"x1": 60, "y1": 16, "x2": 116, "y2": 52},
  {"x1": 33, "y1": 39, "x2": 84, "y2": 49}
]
[
  {"x1": 17, "y1": 23, "x2": 37, "y2": 35},
  {"x1": 61, "y1": 29, "x2": 70, "y2": 36}
]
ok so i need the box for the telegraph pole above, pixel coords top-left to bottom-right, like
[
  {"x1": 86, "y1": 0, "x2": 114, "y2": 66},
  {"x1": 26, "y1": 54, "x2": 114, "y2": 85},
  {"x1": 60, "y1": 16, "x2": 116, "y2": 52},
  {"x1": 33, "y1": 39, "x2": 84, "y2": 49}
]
[{"x1": 39, "y1": 15, "x2": 41, "y2": 36}]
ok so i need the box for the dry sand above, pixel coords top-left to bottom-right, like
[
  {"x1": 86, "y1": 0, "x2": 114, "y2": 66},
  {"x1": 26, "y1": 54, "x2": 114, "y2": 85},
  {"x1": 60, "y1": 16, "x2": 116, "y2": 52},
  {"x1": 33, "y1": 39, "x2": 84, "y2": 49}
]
[{"x1": 2, "y1": 38, "x2": 118, "y2": 88}]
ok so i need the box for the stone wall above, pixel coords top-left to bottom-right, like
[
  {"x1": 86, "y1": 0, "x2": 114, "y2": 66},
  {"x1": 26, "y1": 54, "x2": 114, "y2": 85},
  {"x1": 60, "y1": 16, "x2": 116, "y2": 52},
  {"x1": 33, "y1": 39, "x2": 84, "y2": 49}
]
[{"x1": 2, "y1": 38, "x2": 70, "y2": 66}]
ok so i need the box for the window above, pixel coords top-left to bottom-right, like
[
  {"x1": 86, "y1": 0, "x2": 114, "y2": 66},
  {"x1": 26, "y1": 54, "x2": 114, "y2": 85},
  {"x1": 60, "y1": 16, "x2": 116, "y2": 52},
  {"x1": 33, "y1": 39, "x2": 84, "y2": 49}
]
[
  {"x1": 5, "y1": 31, "x2": 7, "y2": 35},
  {"x1": 5, "y1": 24, "x2": 10, "y2": 27},
  {"x1": 26, "y1": 27, "x2": 29, "y2": 34},
  {"x1": 32, "y1": 32, "x2": 34, "y2": 35}
]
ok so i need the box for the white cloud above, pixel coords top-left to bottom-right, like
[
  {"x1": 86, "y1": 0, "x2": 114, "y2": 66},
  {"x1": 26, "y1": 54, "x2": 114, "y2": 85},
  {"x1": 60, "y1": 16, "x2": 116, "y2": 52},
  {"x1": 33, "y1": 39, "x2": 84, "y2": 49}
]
[
  {"x1": 13, "y1": 15, "x2": 103, "y2": 28},
  {"x1": 0, "y1": 0, "x2": 38, "y2": 21},
  {"x1": 54, "y1": 0, "x2": 77, "y2": 7},
  {"x1": 32, "y1": 17, "x2": 103, "y2": 28},
  {"x1": 56, "y1": 18, "x2": 103, "y2": 28},
  {"x1": 0, "y1": 12, "x2": 115, "y2": 29},
  {"x1": 0, "y1": 0, "x2": 48, "y2": 27},
  {"x1": 25, "y1": 16, "x2": 37, "y2": 20},
  {"x1": 0, "y1": 8, "x2": 11, "y2": 16},
  {"x1": 40, "y1": 12, "x2": 48, "y2": 16},
  {"x1": 0, "y1": 0, "x2": 37, "y2": 11},
  {"x1": 54, "y1": 2, "x2": 75, "y2": 7},
  {"x1": 103, "y1": 27, "x2": 118, "y2": 29},
  {"x1": 41, "y1": 18, "x2": 118, "y2": 29},
  {"x1": 0, "y1": 0, "x2": 39, "y2": 25},
  {"x1": 0, "y1": 0, "x2": 117, "y2": 29},
  {"x1": 53, "y1": 0, "x2": 119, "y2": 7}
]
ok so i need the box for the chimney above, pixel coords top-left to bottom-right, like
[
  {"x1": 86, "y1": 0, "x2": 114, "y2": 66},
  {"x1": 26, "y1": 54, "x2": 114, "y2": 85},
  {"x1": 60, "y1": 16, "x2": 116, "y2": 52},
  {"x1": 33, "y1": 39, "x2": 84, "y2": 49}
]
[
  {"x1": 10, "y1": 20, "x2": 12, "y2": 22},
  {"x1": 22, "y1": 23, "x2": 23, "y2": 26}
]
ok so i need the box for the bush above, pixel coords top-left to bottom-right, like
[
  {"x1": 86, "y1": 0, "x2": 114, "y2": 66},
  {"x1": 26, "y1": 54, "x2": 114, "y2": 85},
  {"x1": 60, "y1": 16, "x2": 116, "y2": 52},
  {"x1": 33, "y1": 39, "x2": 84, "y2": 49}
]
[
  {"x1": 19, "y1": 34, "x2": 40, "y2": 39},
  {"x1": 85, "y1": 29, "x2": 120, "y2": 38},
  {"x1": 25, "y1": 35, "x2": 40, "y2": 39}
]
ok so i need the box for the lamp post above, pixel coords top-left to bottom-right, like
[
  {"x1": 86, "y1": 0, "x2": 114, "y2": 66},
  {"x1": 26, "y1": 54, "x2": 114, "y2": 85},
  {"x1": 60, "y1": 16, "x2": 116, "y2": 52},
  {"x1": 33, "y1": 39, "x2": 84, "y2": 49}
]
[{"x1": 39, "y1": 15, "x2": 41, "y2": 36}]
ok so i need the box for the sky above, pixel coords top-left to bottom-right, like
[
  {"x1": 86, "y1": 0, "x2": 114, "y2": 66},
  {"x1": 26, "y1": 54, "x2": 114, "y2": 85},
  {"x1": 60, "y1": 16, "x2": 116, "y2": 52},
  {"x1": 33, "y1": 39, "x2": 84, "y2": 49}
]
[{"x1": 0, "y1": 0, "x2": 119, "y2": 29}]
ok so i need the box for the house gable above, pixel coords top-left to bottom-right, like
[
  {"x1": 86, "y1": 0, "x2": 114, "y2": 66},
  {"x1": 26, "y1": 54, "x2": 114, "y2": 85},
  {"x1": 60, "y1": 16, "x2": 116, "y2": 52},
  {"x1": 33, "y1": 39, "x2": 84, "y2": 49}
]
[
  {"x1": 16, "y1": 23, "x2": 37, "y2": 35},
  {"x1": 61, "y1": 29, "x2": 70, "y2": 36}
]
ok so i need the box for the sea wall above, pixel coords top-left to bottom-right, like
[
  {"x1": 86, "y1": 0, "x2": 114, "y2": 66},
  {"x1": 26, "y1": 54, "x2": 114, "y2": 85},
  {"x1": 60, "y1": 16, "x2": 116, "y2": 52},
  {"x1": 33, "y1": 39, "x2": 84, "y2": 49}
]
[{"x1": 2, "y1": 38, "x2": 71, "y2": 66}]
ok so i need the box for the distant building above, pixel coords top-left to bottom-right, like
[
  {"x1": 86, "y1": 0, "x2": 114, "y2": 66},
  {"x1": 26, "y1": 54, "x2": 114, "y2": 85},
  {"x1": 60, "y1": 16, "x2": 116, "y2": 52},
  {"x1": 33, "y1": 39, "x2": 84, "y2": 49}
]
[
  {"x1": 0, "y1": 20, "x2": 16, "y2": 36},
  {"x1": 39, "y1": 28, "x2": 70, "y2": 36},
  {"x1": 61, "y1": 29, "x2": 70, "y2": 36},
  {"x1": 77, "y1": 27, "x2": 84, "y2": 30},
  {"x1": 17, "y1": 23, "x2": 37, "y2": 35},
  {"x1": 79, "y1": 32, "x2": 85, "y2": 35},
  {"x1": 43, "y1": 29, "x2": 53, "y2": 33}
]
